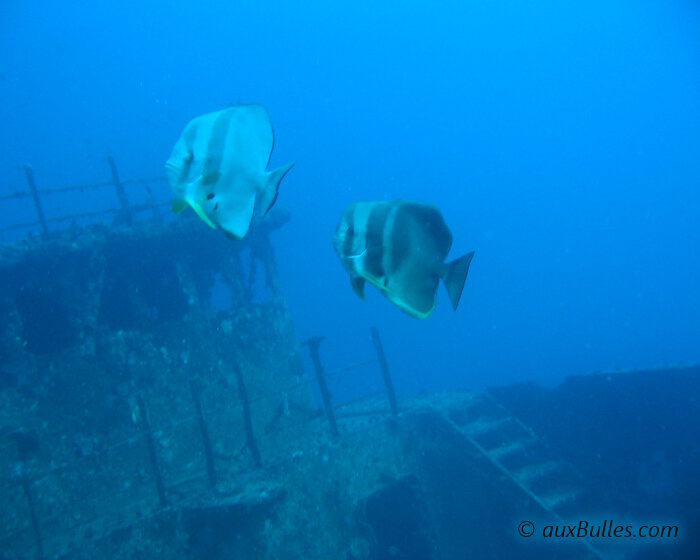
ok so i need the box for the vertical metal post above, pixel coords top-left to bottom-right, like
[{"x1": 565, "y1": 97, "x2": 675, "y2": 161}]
[
  {"x1": 232, "y1": 363, "x2": 262, "y2": 467},
  {"x1": 22, "y1": 165, "x2": 48, "y2": 237},
  {"x1": 19, "y1": 471, "x2": 44, "y2": 560},
  {"x1": 371, "y1": 327, "x2": 398, "y2": 415},
  {"x1": 190, "y1": 380, "x2": 217, "y2": 487},
  {"x1": 9, "y1": 431, "x2": 44, "y2": 559},
  {"x1": 136, "y1": 395, "x2": 167, "y2": 506},
  {"x1": 107, "y1": 156, "x2": 132, "y2": 224},
  {"x1": 302, "y1": 336, "x2": 339, "y2": 438}
]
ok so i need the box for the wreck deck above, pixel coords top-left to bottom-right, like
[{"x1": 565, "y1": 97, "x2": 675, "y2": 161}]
[{"x1": 1, "y1": 164, "x2": 698, "y2": 560}]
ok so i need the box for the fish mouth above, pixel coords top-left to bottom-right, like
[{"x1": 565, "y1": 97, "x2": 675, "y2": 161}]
[
  {"x1": 165, "y1": 160, "x2": 182, "y2": 187},
  {"x1": 332, "y1": 219, "x2": 351, "y2": 254},
  {"x1": 332, "y1": 234, "x2": 343, "y2": 254}
]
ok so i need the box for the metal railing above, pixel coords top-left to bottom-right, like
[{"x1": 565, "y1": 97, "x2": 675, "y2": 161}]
[
  {"x1": 0, "y1": 156, "x2": 402, "y2": 558},
  {"x1": 0, "y1": 329, "x2": 399, "y2": 560},
  {"x1": 0, "y1": 157, "x2": 169, "y2": 241}
]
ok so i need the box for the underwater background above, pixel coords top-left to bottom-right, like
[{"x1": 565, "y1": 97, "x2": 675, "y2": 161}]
[
  {"x1": 2, "y1": 2, "x2": 700, "y2": 559},
  {"x1": 2, "y1": 0, "x2": 699, "y2": 394},
  {"x1": 2, "y1": 0, "x2": 700, "y2": 393}
]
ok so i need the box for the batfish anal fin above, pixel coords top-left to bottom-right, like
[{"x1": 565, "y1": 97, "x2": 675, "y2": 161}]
[
  {"x1": 441, "y1": 250, "x2": 475, "y2": 310},
  {"x1": 217, "y1": 192, "x2": 257, "y2": 239},
  {"x1": 260, "y1": 161, "x2": 295, "y2": 216},
  {"x1": 350, "y1": 275, "x2": 366, "y2": 300},
  {"x1": 172, "y1": 199, "x2": 188, "y2": 214},
  {"x1": 393, "y1": 298, "x2": 432, "y2": 320}
]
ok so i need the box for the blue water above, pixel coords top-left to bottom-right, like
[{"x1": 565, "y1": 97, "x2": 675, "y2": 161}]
[{"x1": 2, "y1": 0, "x2": 699, "y2": 394}]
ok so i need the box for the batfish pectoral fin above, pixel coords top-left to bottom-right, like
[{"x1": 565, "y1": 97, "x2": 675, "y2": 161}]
[
  {"x1": 441, "y1": 251, "x2": 475, "y2": 310},
  {"x1": 350, "y1": 275, "x2": 366, "y2": 300},
  {"x1": 260, "y1": 161, "x2": 295, "y2": 216},
  {"x1": 190, "y1": 200, "x2": 217, "y2": 230},
  {"x1": 172, "y1": 199, "x2": 188, "y2": 214},
  {"x1": 173, "y1": 196, "x2": 216, "y2": 230}
]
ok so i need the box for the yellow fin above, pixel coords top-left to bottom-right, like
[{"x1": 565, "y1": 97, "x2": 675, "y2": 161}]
[{"x1": 191, "y1": 201, "x2": 217, "y2": 229}]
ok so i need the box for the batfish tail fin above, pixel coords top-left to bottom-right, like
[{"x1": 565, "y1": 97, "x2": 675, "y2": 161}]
[
  {"x1": 350, "y1": 275, "x2": 366, "y2": 300},
  {"x1": 441, "y1": 251, "x2": 475, "y2": 310},
  {"x1": 260, "y1": 161, "x2": 295, "y2": 216}
]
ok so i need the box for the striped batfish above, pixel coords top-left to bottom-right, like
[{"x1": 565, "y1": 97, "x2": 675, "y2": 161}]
[
  {"x1": 166, "y1": 104, "x2": 294, "y2": 239},
  {"x1": 333, "y1": 200, "x2": 474, "y2": 318}
]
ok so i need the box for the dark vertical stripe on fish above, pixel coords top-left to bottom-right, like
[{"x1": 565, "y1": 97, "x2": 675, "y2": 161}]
[
  {"x1": 177, "y1": 121, "x2": 199, "y2": 183},
  {"x1": 387, "y1": 203, "x2": 413, "y2": 275},
  {"x1": 364, "y1": 203, "x2": 389, "y2": 279},
  {"x1": 342, "y1": 214, "x2": 355, "y2": 269},
  {"x1": 204, "y1": 109, "x2": 235, "y2": 183}
]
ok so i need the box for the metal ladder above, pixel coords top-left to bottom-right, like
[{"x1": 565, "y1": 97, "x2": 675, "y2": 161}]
[{"x1": 441, "y1": 392, "x2": 608, "y2": 560}]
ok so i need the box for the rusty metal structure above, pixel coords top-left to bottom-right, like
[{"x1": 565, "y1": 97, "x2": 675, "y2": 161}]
[
  {"x1": 0, "y1": 165, "x2": 312, "y2": 557},
  {"x1": 0, "y1": 162, "x2": 415, "y2": 559}
]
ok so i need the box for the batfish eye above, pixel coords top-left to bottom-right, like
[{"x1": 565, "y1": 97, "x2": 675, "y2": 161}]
[
  {"x1": 185, "y1": 150, "x2": 194, "y2": 163},
  {"x1": 206, "y1": 193, "x2": 215, "y2": 200}
]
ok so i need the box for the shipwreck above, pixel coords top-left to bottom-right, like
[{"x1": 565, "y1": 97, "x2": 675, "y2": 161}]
[{"x1": 0, "y1": 161, "x2": 697, "y2": 560}]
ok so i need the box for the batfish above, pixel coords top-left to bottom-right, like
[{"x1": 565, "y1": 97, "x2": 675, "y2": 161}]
[
  {"x1": 166, "y1": 104, "x2": 294, "y2": 239},
  {"x1": 333, "y1": 200, "x2": 474, "y2": 318}
]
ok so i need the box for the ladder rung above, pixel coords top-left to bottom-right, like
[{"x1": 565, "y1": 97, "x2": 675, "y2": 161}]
[
  {"x1": 486, "y1": 439, "x2": 528, "y2": 459},
  {"x1": 513, "y1": 461, "x2": 560, "y2": 483},
  {"x1": 461, "y1": 417, "x2": 509, "y2": 436},
  {"x1": 540, "y1": 489, "x2": 581, "y2": 509}
]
